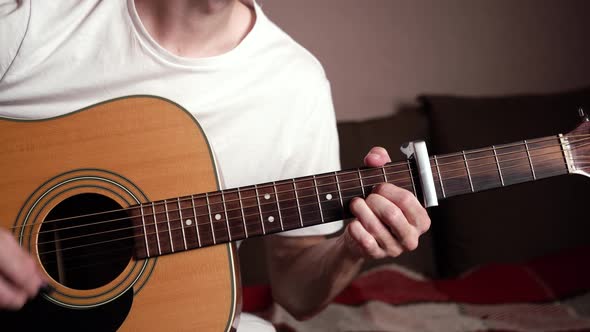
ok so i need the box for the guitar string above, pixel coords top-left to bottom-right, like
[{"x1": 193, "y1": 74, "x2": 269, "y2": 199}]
[
  {"x1": 429, "y1": 134, "x2": 589, "y2": 161},
  {"x1": 28, "y1": 145, "x2": 579, "y2": 243},
  {"x1": 39, "y1": 245, "x2": 137, "y2": 270},
  {"x1": 33, "y1": 152, "x2": 585, "y2": 255},
  {"x1": 12, "y1": 138, "x2": 590, "y2": 265},
  {"x1": 9, "y1": 134, "x2": 584, "y2": 230},
  {"x1": 37, "y1": 135, "x2": 589, "y2": 237},
  {"x1": 38, "y1": 166, "x2": 590, "y2": 264},
  {"x1": 15, "y1": 134, "x2": 590, "y2": 234},
  {"x1": 10, "y1": 135, "x2": 588, "y2": 233},
  {"x1": 10, "y1": 163, "x2": 416, "y2": 229},
  {"x1": 38, "y1": 166, "x2": 588, "y2": 272},
  {"x1": 36, "y1": 204, "x2": 354, "y2": 268},
  {"x1": 35, "y1": 150, "x2": 587, "y2": 256},
  {"x1": 20, "y1": 139, "x2": 590, "y2": 243},
  {"x1": 38, "y1": 157, "x2": 578, "y2": 273},
  {"x1": 29, "y1": 136, "x2": 590, "y2": 268},
  {"x1": 36, "y1": 170, "x2": 581, "y2": 272},
  {"x1": 34, "y1": 199, "x2": 365, "y2": 257}
]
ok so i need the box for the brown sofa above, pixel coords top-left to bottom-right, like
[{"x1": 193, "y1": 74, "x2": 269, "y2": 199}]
[
  {"x1": 240, "y1": 86, "x2": 590, "y2": 284},
  {"x1": 338, "y1": 86, "x2": 590, "y2": 278}
]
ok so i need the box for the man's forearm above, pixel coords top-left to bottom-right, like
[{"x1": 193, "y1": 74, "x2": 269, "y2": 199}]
[{"x1": 265, "y1": 233, "x2": 364, "y2": 320}]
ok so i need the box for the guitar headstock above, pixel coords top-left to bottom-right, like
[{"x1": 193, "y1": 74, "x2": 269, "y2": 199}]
[{"x1": 564, "y1": 112, "x2": 590, "y2": 178}]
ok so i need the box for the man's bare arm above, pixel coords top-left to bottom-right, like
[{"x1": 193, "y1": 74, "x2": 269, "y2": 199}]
[{"x1": 265, "y1": 147, "x2": 431, "y2": 319}]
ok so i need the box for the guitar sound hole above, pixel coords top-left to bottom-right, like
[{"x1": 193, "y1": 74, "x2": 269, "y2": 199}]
[{"x1": 38, "y1": 194, "x2": 134, "y2": 290}]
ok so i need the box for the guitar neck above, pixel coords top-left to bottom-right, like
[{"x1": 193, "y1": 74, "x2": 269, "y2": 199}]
[
  {"x1": 429, "y1": 134, "x2": 568, "y2": 199},
  {"x1": 132, "y1": 134, "x2": 569, "y2": 259}
]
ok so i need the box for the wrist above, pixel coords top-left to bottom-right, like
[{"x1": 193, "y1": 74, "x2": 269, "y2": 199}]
[{"x1": 336, "y1": 227, "x2": 366, "y2": 265}]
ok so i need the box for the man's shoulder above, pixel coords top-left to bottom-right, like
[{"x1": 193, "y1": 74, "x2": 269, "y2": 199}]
[{"x1": 255, "y1": 10, "x2": 327, "y2": 83}]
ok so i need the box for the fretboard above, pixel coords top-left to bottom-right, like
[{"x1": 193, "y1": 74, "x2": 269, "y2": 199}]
[{"x1": 131, "y1": 134, "x2": 569, "y2": 259}]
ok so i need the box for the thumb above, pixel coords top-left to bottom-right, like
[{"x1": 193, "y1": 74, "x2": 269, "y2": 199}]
[{"x1": 363, "y1": 147, "x2": 391, "y2": 167}]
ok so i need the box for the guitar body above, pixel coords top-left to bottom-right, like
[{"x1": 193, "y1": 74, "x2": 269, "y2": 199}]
[{"x1": 0, "y1": 96, "x2": 239, "y2": 331}]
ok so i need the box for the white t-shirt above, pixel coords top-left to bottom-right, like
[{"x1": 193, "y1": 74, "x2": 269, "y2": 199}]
[{"x1": 0, "y1": 0, "x2": 342, "y2": 331}]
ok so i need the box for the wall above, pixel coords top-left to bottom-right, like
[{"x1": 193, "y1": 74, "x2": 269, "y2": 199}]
[{"x1": 260, "y1": 0, "x2": 590, "y2": 121}]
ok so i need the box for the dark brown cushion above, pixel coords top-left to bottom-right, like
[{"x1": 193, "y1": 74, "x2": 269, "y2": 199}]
[{"x1": 421, "y1": 87, "x2": 590, "y2": 277}]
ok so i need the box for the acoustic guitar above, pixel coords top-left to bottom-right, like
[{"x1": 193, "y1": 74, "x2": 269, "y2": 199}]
[{"x1": 1, "y1": 96, "x2": 588, "y2": 331}]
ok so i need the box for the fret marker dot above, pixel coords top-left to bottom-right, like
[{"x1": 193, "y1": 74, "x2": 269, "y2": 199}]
[
  {"x1": 268, "y1": 216, "x2": 275, "y2": 223},
  {"x1": 326, "y1": 194, "x2": 333, "y2": 200},
  {"x1": 264, "y1": 193, "x2": 271, "y2": 200},
  {"x1": 215, "y1": 214, "x2": 221, "y2": 221},
  {"x1": 185, "y1": 219, "x2": 192, "y2": 226}
]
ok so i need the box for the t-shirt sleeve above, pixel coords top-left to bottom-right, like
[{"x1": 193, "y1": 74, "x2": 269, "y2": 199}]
[
  {"x1": 0, "y1": 0, "x2": 30, "y2": 81},
  {"x1": 280, "y1": 77, "x2": 344, "y2": 237}
]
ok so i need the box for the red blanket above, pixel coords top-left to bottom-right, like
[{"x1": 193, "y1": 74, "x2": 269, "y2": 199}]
[{"x1": 244, "y1": 246, "x2": 590, "y2": 332}]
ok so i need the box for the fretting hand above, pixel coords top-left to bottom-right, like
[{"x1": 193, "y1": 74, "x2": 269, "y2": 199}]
[{"x1": 343, "y1": 147, "x2": 431, "y2": 259}]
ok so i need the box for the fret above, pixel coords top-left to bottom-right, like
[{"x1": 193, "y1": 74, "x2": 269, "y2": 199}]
[
  {"x1": 223, "y1": 189, "x2": 246, "y2": 240},
  {"x1": 163, "y1": 199, "x2": 175, "y2": 252},
  {"x1": 333, "y1": 171, "x2": 344, "y2": 208},
  {"x1": 434, "y1": 148, "x2": 504, "y2": 197},
  {"x1": 165, "y1": 199, "x2": 185, "y2": 253},
  {"x1": 433, "y1": 156, "x2": 446, "y2": 198},
  {"x1": 527, "y1": 136, "x2": 568, "y2": 179},
  {"x1": 274, "y1": 180, "x2": 301, "y2": 231},
  {"x1": 357, "y1": 169, "x2": 366, "y2": 197},
  {"x1": 193, "y1": 194, "x2": 214, "y2": 246},
  {"x1": 239, "y1": 186, "x2": 264, "y2": 237},
  {"x1": 178, "y1": 197, "x2": 199, "y2": 249},
  {"x1": 151, "y1": 202, "x2": 162, "y2": 255},
  {"x1": 205, "y1": 193, "x2": 216, "y2": 245},
  {"x1": 220, "y1": 191, "x2": 232, "y2": 241},
  {"x1": 272, "y1": 182, "x2": 285, "y2": 231},
  {"x1": 257, "y1": 184, "x2": 282, "y2": 233},
  {"x1": 315, "y1": 173, "x2": 344, "y2": 221},
  {"x1": 312, "y1": 175, "x2": 325, "y2": 223},
  {"x1": 151, "y1": 201, "x2": 171, "y2": 253},
  {"x1": 464, "y1": 148, "x2": 503, "y2": 192},
  {"x1": 177, "y1": 198, "x2": 188, "y2": 250},
  {"x1": 495, "y1": 143, "x2": 534, "y2": 186},
  {"x1": 360, "y1": 168, "x2": 386, "y2": 188},
  {"x1": 435, "y1": 153, "x2": 472, "y2": 196},
  {"x1": 381, "y1": 166, "x2": 389, "y2": 183},
  {"x1": 337, "y1": 171, "x2": 362, "y2": 210},
  {"x1": 524, "y1": 140, "x2": 536, "y2": 180},
  {"x1": 190, "y1": 195, "x2": 201, "y2": 247},
  {"x1": 407, "y1": 160, "x2": 417, "y2": 196},
  {"x1": 207, "y1": 193, "x2": 229, "y2": 243},
  {"x1": 292, "y1": 179, "x2": 304, "y2": 228},
  {"x1": 237, "y1": 188, "x2": 248, "y2": 237},
  {"x1": 492, "y1": 145, "x2": 505, "y2": 186},
  {"x1": 139, "y1": 204, "x2": 151, "y2": 257},
  {"x1": 429, "y1": 159, "x2": 442, "y2": 198},
  {"x1": 294, "y1": 177, "x2": 322, "y2": 227},
  {"x1": 462, "y1": 151, "x2": 475, "y2": 192},
  {"x1": 254, "y1": 184, "x2": 266, "y2": 235},
  {"x1": 385, "y1": 161, "x2": 417, "y2": 195}
]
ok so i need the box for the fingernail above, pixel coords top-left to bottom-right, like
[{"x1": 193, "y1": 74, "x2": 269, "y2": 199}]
[{"x1": 367, "y1": 152, "x2": 380, "y2": 159}]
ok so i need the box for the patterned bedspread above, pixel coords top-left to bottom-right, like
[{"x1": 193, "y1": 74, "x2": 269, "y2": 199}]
[{"x1": 244, "y1": 246, "x2": 590, "y2": 332}]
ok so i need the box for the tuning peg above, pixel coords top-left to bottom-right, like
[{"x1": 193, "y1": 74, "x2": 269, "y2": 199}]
[{"x1": 579, "y1": 107, "x2": 589, "y2": 122}]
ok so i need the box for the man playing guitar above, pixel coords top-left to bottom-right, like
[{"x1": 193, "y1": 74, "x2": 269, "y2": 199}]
[{"x1": 0, "y1": 1, "x2": 430, "y2": 330}]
